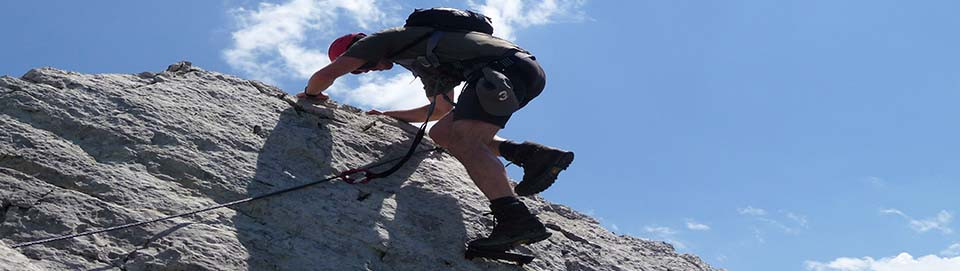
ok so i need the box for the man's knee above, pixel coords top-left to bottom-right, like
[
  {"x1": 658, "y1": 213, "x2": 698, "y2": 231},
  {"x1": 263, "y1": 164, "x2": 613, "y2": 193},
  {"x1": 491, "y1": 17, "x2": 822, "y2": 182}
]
[
  {"x1": 445, "y1": 136, "x2": 482, "y2": 156},
  {"x1": 447, "y1": 120, "x2": 497, "y2": 152}
]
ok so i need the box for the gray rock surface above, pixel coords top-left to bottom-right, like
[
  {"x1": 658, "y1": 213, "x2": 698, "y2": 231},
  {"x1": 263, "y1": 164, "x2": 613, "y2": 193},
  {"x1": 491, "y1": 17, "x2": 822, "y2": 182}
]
[{"x1": 0, "y1": 62, "x2": 720, "y2": 271}]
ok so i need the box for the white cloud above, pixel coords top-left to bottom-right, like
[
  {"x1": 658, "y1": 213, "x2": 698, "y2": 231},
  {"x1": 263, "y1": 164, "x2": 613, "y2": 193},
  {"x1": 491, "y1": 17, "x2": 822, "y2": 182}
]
[
  {"x1": 738, "y1": 207, "x2": 808, "y2": 237},
  {"x1": 644, "y1": 225, "x2": 685, "y2": 249},
  {"x1": 942, "y1": 243, "x2": 960, "y2": 257},
  {"x1": 327, "y1": 72, "x2": 430, "y2": 110},
  {"x1": 686, "y1": 221, "x2": 710, "y2": 231},
  {"x1": 882, "y1": 209, "x2": 954, "y2": 234},
  {"x1": 752, "y1": 227, "x2": 765, "y2": 244},
  {"x1": 762, "y1": 211, "x2": 809, "y2": 235},
  {"x1": 805, "y1": 253, "x2": 960, "y2": 271},
  {"x1": 787, "y1": 212, "x2": 810, "y2": 228},
  {"x1": 738, "y1": 206, "x2": 767, "y2": 216},
  {"x1": 716, "y1": 254, "x2": 728, "y2": 262},
  {"x1": 645, "y1": 226, "x2": 677, "y2": 236},
  {"x1": 759, "y1": 217, "x2": 802, "y2": 235},
  {"x1": 224, "y1": 0, "x2": 586, "y2": 110},
  {"x1": 223, "y1": 0, "x2": 388, "y2": 83},
  {"x1": 578, "y1": 209, "x2": 621, "y2": 235},
  {"x1": 468, "y1": 0, "x2": 588, "y2": 41},
  {"x1": 864, "y1": 176, "x2": 886, "y2": 188}
]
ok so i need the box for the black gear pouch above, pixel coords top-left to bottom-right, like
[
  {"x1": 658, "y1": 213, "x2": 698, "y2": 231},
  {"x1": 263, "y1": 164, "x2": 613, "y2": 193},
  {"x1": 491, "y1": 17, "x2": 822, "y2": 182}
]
[{"x1": 476, "y1": 67, "x2": 520, "y2": 116}]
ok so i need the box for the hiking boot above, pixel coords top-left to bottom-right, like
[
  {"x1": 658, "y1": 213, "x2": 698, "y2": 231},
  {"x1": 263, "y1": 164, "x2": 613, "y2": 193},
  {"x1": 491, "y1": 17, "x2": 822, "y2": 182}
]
[
  {"x1": 501, "y1": 141, "x2": 575, "y2": 196},
  {"x1": 468, "y1": 197, "x2": 551, "y2": 251}
]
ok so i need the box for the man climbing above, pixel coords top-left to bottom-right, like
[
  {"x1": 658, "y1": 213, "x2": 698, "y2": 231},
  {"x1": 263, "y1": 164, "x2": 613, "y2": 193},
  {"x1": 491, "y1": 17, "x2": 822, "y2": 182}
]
[{"x1": 296, "y1": 8, "x2": 574, "y2": 256}]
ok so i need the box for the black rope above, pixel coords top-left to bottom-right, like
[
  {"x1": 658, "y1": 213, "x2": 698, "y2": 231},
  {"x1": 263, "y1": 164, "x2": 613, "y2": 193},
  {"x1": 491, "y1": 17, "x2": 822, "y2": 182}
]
[
  {"x1": 364, "y1": 146, "x2": 444, "y2": 170},
  {"x1": 364, "y1": 99, "x2": 437, "y2": 179},
  {"x1": 10, "y1": 147, "x2": 442, "y2": 249},
  {"x1": 441, "y1": 89, "x2": 458, "y2": 106}
]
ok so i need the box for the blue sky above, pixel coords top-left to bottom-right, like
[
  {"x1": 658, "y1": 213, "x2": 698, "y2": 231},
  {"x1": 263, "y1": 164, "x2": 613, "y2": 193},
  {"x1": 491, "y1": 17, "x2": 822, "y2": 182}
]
[{"x1": 3, "y1": 1, "x2": 960, "y2": 270}]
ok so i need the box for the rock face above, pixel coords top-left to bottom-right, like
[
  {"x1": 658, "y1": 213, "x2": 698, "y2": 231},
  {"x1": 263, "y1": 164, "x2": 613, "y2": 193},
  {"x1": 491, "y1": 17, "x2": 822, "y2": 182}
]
[{"x1": 0, "y1": 62, "x2": 719, "y2": 271}]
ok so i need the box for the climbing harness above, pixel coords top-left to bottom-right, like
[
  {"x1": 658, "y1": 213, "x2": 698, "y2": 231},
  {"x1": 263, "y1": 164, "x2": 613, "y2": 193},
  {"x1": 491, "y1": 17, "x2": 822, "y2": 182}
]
[{"x1": 10, "y1": 101, "x2": 443, "y2": 249}]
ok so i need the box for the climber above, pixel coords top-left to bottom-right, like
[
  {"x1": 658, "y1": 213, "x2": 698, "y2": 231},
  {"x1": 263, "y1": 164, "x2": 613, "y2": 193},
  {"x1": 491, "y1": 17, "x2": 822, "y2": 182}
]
[{"x1": 297, "y1": 8, "x2": 574, "y2": 253}]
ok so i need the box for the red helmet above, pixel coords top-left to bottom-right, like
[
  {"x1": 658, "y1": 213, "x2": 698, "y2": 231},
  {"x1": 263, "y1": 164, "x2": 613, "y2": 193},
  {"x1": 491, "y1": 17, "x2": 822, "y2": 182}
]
[{"x1": 328, "y1": 33, "x2": 366, "y2": 62}]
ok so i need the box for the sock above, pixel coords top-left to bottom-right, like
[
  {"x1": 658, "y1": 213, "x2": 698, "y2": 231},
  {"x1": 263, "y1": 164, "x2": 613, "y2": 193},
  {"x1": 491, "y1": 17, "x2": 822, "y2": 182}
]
[
  {"x1": 490, "y1": 196, "x2": 520, "y2": 208},
  {"x1": 490, "y1": 196, "x2": 541, "y2": 229}
]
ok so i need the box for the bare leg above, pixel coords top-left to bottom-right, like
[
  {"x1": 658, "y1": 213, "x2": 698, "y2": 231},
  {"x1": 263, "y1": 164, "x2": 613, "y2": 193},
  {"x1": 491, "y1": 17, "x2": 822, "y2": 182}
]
[
  {"x1": 429, "y1": 114, "x2": 551, "y2": 250},
  {"x1": 429, "y1": 114, "x2": 513, "y2": 200}
]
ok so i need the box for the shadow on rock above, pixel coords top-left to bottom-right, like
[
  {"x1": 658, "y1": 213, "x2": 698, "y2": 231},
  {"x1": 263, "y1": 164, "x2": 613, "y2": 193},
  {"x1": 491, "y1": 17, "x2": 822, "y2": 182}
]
[
  {"x1": 351, "y1": 150, "x2": 470, "y2": 270},
  {"x1": 233, "y1": 106, "x2": 336, "y2": 270},
  {"x1": 234, "y1": 107, "x2": 468, "y2": 270}
]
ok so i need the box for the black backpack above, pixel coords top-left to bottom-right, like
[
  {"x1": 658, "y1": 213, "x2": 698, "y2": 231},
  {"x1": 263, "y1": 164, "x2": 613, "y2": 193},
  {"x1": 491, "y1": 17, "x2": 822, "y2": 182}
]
[
  {"x1": 404, "y1": 8, "x2": 494, "y2": 35},
  {"x1": 390, "y1": 7, "x2": 501, "y2": 95},
  {"x1": 389, "y1": 8, "x2": 496, "y2": 71}
]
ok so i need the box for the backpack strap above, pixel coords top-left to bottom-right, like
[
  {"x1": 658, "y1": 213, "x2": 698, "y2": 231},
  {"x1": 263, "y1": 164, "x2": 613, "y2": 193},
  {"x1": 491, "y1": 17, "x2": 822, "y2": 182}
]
[
  {"x1": 384, "y1": 30, "x2": 446, "y2": 69},
  {"x1": 416, "y1": 32, "x2": 444, "y2": 68},
  {"x1": 384, "y1": 30, "x2": 436, "y2": 61}
]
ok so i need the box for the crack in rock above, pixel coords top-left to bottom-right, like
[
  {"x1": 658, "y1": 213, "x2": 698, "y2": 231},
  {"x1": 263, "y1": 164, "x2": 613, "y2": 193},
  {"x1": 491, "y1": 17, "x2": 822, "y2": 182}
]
[
  {"x1": 356, "y1": 190, "x2": 372, "y2": 202},
  {"x1": 0, "y1": 156, "x2": 114, "y2": 206},
  {"x1": 0, "y1": 200, "x2": 10, "y2": 224},
  {"x1": 361, "y1": 121, "x2": 377, "y2": 132},
  {"x1": 1, "y1": 84, "x2": 26, "y2": 95},
  {"x1": 545, "y1": 223, "x2": 601, "y2": 249},
  {"x1": 28, "y1": 189, "x2": 56, "y2": 209}
]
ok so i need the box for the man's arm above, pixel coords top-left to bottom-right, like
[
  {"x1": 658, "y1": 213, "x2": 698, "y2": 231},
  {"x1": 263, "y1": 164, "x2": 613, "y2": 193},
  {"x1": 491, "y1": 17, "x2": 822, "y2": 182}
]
[
  {"x1": 298, "y1": 56, "x2": 367, "y2": 99},
  {"x1": 370, "y1": 90, "x2": 455, "y2": 122}
]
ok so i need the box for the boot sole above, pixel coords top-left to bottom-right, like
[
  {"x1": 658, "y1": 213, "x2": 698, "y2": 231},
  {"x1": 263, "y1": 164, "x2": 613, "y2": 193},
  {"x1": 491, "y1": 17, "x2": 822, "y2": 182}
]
[
  {"x1": 515, "y1": 152, "x2": 574, "y2": 196},
  {"x1": 514, "y1": 231, "x2": 552, "y2": 246},
  {"x1": 469, "y1": 232, "x2": 552, "y2": 252}
]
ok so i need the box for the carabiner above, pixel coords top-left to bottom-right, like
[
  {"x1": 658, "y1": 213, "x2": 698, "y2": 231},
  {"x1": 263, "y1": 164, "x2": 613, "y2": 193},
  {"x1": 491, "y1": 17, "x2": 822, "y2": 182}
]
[{"x1": 338, "y1": 168, "x2": 375, "y2": 184}]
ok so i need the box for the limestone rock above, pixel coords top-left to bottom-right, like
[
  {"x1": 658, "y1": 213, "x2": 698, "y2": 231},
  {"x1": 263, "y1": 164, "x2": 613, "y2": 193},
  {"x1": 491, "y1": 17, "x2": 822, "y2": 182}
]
[{"x1": 0, "y1": 63, "x2": 720, "y2": 270}]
